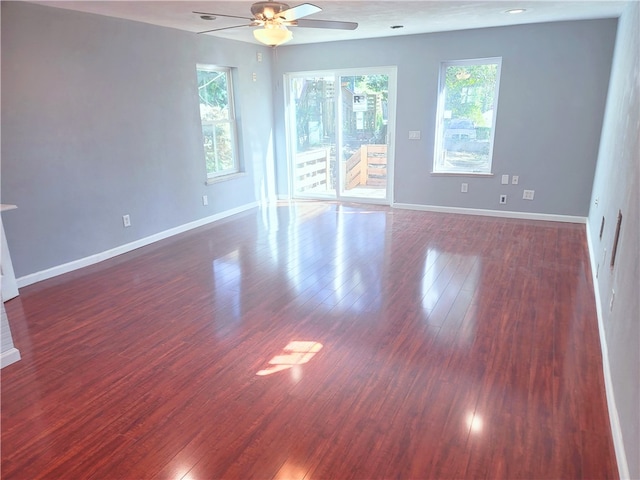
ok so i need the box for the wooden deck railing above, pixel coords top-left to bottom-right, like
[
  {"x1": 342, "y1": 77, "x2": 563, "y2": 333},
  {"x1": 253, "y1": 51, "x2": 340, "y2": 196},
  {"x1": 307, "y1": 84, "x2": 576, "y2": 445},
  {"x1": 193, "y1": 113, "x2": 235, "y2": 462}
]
[
  {"x1": 294, "y1": 144, "x2": 388, "y2": 193},
  {"x1": 344, "y1": 144, "x2": 387, "y2": 190},
  {"x1": 293, "y1": 148, "x2": 330, "y2": 193}
]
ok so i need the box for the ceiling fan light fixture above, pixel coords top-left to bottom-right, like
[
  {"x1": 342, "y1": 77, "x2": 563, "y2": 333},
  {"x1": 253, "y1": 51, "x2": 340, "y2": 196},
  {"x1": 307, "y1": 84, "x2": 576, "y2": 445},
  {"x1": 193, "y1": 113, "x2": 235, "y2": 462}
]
[
  {"x1": 195, "y1": 3, "x2": 356, "y2": 42},
  {"x1": 253, "y1": 23, "x2": 293, "y2": 46}
]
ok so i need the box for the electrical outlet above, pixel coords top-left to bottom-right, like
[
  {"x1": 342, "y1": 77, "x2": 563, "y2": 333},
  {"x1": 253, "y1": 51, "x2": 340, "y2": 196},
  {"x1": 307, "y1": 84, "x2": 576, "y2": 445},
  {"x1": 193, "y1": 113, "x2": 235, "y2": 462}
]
[
  {"x1": 202, "y1": 195, "x2": 208, "y2": 206},
  {"x1": 499, "y1": 194, "x2": 507, "y2": 204},
  {"x1": 461, "y1": 183, "x2": 468, "y2": 193},
  {"x1": 408, "y1": 131, "x2": 421, "y2": 140},
  {"x1": 122, "y1": 214, "x2": 131, "y2": 228},
  {"x1": 595, "y1": 196, "x2": 599, "y2": 207},
  {"x1": 523, "y1": 190, "x2": 535, "y2": 200},
  {"x1": 256, "y1": 52, "x2": 263, "y2": 62},
  {"x1": 512, "y1": 175, "x2": 519, "y2": 185},
  {"x1": 252, "y1": 72, "x2": 257, "y2": 82},
  {"x1": 501, "y1": 175, "x2": 509, "y2": 185}
]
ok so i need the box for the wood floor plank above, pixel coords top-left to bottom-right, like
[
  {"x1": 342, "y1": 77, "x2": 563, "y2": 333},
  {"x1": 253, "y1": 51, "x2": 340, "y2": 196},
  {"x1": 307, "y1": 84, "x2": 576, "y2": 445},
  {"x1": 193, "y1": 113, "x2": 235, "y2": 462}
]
[{"x1": 1, "y1": 202, "x2": 617, "y2": 479}]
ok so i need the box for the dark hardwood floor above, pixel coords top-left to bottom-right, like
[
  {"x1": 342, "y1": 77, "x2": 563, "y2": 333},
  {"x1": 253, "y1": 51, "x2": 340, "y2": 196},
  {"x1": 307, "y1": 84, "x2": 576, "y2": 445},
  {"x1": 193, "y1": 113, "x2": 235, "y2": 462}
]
[{"x1": 1, "y1": 201, "x2": 617, "y2": 479}]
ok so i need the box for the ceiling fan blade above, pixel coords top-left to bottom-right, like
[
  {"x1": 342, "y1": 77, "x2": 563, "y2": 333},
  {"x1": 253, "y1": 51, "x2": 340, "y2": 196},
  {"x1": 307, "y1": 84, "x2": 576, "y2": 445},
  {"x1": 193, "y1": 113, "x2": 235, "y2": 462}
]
[
  {"x1": 294, "y1": 18, "x2": 358, "y2": 30},
  {"x1": 280, "y1": 3, "x2": 321, "y2": 21},
  {"x1": 197, "y1": 24, "x2": 255, "y2": 34},
  {"x1": 193, "y1": 11, "x2": 254, "y2": 21}
]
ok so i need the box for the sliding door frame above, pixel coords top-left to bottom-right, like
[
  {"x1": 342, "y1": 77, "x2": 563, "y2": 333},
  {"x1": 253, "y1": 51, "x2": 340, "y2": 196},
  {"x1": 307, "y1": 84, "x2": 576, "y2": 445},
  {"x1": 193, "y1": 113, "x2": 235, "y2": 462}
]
[{"x1": 284, "y1": 66, "x2": 397, "y2": 205}]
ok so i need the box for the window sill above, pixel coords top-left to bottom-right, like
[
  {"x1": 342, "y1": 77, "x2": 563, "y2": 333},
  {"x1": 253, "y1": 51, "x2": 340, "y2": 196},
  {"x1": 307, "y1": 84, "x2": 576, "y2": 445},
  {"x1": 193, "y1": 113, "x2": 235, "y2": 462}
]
[
  {"x1": 206, "y1": 172, "x2": 247, "y2": 185},
  {"x1": 431, "y1": 172, "x2": 494, "y2": 178}
]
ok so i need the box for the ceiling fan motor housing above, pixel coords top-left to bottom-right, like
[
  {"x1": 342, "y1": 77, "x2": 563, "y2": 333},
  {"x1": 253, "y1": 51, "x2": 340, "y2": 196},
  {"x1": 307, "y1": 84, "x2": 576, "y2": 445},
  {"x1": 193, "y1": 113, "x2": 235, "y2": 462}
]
[{"x1": 251, "y1": 2, "x2": 291, "y2": 20}]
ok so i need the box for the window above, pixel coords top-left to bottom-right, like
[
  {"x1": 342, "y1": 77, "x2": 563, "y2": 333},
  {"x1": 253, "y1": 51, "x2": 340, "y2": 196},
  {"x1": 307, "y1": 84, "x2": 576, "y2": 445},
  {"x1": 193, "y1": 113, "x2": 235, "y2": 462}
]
[
  {"x1": 433, "y1": 58, "x2": 501, "y2": 174},
  {"x1": 196, "y1": 65, "x2": 239, "y2": 180}
]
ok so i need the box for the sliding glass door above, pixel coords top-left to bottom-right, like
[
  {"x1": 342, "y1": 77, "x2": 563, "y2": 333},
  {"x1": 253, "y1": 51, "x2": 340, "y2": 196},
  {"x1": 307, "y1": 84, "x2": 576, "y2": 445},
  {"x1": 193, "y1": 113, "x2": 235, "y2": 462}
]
[
  {"x1": 285, "y1": 67, "x2": 395, "y2": 204},
  {"x1": 287, "y1": 73, "x2": 337, "y2": 199}
]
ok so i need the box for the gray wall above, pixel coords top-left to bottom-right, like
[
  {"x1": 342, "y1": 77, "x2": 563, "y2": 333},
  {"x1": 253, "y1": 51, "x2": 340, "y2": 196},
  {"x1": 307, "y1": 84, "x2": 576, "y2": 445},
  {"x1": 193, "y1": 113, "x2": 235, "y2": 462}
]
[
  {"x1": 272, "y1": 20, "x2": 617, "y2": 216},
  {"x1": 1, "y1": 1, "x2": 276, "y2": 278},
  {"x1": 587, "y1": 2, "x2": 640, "y2": 478}
]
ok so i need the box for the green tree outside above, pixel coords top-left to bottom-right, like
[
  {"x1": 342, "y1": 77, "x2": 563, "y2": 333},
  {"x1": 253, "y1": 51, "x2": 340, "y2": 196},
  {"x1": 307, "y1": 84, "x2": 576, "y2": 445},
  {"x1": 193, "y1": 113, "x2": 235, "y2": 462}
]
[{"x1": 444, "y1": 64, "x2": 498, "y2": 128}]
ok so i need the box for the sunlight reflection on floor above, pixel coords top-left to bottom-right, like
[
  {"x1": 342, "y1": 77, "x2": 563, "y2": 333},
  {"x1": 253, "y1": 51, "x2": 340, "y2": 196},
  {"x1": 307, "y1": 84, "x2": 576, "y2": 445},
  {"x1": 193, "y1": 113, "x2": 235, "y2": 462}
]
[{"x1": 256, "y1": 341, "x2": 323, "y2": 376}]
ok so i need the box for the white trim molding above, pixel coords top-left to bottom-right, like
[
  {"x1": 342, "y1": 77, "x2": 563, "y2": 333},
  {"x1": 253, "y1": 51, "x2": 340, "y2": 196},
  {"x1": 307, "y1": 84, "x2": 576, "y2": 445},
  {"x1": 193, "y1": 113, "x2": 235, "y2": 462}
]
[
  {"x1": 392, "y1": 203, "x2": 587, "y2": 224},
  {"x1": 17, "y1": 202, "x2": 259, "y2": 289},
  {"x1": 585, "y1": 219, "x2": 630, "y2": 480},
  {"x1": 1, "y1": 348, "x2": 21, "y2": 369},
  {"x1": 1, "y1": 301, "x2": 21, "y2": 369}
]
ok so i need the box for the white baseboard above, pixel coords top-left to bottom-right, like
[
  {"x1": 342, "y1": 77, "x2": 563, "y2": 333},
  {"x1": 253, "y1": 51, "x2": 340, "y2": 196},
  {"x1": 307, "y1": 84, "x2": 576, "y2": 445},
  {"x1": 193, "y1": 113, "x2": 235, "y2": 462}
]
[
  {"x1": 392, "y1": 202, "x2": 587, "y2": 223},
  {"x1": 586, "y1": 220, "x2": 630, "y2": 480},
  {"x1": 1, "y1": 347, "x2": 21, "y2": 368},
  {"x1": 17, "y1": 202, "x2": 259, "y2": 289}
]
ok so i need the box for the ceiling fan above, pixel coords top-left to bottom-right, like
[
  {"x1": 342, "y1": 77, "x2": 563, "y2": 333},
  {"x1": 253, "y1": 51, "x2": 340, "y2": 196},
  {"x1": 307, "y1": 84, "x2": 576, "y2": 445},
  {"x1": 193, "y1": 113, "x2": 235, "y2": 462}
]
[{"x1": 194, "y1": 2, "x2": 358, "y2": 47}]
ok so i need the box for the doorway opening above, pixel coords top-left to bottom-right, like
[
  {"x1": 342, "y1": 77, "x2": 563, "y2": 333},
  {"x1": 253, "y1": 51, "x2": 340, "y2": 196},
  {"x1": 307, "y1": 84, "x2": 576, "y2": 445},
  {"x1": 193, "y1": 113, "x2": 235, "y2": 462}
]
[{"x1": 285, "y1": 67, "x2": 396, "y2": 204}]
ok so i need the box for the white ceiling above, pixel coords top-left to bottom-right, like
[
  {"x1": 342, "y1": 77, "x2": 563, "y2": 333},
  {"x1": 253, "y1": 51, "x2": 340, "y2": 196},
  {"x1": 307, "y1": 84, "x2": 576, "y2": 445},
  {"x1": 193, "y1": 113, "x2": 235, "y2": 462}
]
[{"x1": 28, "y1": 0, "x2": 626, "y2": 46}]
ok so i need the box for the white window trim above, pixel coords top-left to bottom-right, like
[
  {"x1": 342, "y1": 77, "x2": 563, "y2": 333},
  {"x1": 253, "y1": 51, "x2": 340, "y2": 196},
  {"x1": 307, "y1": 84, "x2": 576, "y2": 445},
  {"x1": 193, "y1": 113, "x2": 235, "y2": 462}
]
[
  {"x1": 196, "y1": 64, "x2": 241, "y2": 180},
  {"x1": 205, "y1": 171, "x2": 247, "y2": 185},
  {"x1": 433, "y1": 57, "x2": 502, "y2": 175}
]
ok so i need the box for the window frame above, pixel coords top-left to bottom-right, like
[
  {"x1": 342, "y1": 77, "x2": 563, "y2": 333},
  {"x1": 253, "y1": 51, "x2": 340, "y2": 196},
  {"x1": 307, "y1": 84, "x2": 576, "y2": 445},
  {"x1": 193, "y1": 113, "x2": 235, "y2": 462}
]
[
  {"x1": 196, "y1": 64, "x2": 240, "y2": 182},
  {"x1": 432, "y1": 57, "x2": 502, "y2": 175}
]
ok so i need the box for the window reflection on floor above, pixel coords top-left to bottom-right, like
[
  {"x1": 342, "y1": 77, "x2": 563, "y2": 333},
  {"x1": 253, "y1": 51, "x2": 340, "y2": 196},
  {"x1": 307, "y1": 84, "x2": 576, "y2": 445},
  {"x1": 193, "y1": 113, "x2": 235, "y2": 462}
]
[
  {"x1": 211, "y1": 250, "x2": 243, "y2": 338},
  {"x1": 258, "y1": 203, "x2": 387, "y2": 314},
  {"x1": 256, "y1": 341, "x2": 323, "y2": 376}
]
